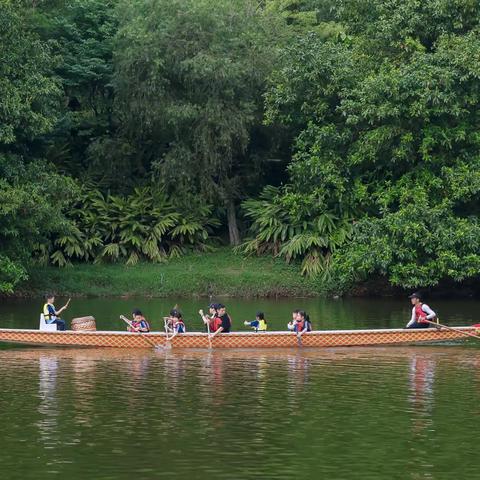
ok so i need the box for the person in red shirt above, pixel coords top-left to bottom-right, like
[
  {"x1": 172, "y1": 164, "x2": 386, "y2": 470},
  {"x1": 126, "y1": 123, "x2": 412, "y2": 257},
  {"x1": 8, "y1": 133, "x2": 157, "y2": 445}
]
[
  {"x1": 405, "y1": 293, "x2": 437, "y2": 329},
  {"x1": 211, "y1": 304, "x2": 232, "y2": 336},
  {"x1": 199, "y1": 303, "x2": 222, "y2": 333}
]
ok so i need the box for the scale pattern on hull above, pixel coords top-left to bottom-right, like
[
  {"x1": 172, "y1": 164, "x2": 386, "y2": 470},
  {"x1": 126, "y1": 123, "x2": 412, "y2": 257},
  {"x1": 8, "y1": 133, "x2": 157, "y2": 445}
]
[{"x1": 0, "y1": 327, "x2": 477, "y2": 348}]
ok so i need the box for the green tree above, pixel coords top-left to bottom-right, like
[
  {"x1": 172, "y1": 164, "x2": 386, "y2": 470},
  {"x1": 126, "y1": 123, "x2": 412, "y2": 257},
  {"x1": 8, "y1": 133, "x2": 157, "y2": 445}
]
[
  {"x1": 0, "y1": 1, "x2": 59, "y2": 146},
  {"x1": 0, "y1": 1, "x2": 75, "y2": 293},
  {"x1": 264, "y1": 0, "x2": 342, "y2": 37},
  {"x1": 32, "y1": 0, "x2": 121, "y2": 185},
  {"x1": 257, "y1": 0, "x2": 480, "y2": 290},
  {"x1": 46, "y1": 184, "x2": 218, "y2": 266},
  {"x1": 114, "y1": 0, "x2": 283, "y2": 244}
]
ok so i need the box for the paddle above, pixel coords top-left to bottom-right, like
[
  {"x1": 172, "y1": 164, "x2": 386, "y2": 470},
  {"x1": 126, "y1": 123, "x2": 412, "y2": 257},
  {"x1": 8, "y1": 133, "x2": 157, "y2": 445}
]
[
  {"x1": 57, "y1": 298, "x2": 71, "y2": 316},
  {"x1": 199, "y1": 309, "x2": 212, "y2": 349},
  {"x1": 206, "y1": 318, "x2": 213, "y2": 350},
  {"x1": 120, "y1": 315, "x2": 161, "y2": 349},
  {"x1": 163, "y1": 316, "x2": 174, "y2": 349},
  {"x1": 164, "y1": 303, "x2": 182, "y2": 348},
  {"x1": 424, "y1": 319, "x2": 480, "y2": 340}
]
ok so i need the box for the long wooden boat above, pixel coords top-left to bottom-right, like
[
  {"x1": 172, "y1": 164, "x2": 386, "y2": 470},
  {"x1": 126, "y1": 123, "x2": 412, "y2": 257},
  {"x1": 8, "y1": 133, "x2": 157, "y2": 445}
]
[{"x1": 0, "y1": 326, "x2": 477, "y2": 349}]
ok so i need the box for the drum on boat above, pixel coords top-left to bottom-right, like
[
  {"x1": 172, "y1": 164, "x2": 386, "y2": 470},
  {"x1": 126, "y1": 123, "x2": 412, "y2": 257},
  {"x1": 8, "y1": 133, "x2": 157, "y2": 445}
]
[{"x1": 71, "y1": 316, "x2": 96, "y2": 331}]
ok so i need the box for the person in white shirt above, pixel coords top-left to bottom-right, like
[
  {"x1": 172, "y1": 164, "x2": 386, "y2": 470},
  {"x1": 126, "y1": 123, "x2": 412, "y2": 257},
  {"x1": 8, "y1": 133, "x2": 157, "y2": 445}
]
[{"x1": 405, "y1": 292, "x2": 437, "y2": 329}]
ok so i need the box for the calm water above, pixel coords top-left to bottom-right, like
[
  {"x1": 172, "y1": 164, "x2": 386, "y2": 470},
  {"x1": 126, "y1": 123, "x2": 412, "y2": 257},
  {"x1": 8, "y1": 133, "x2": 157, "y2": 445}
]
[{"x1": 1, "y1": 297, "x2": 480, "y2": 479}]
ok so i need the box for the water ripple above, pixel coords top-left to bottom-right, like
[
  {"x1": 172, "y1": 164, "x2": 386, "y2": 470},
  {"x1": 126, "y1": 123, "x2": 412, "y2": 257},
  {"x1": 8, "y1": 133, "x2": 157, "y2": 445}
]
[{"x1": 0, "y1": 347, "x2": 479, "y2": 479}]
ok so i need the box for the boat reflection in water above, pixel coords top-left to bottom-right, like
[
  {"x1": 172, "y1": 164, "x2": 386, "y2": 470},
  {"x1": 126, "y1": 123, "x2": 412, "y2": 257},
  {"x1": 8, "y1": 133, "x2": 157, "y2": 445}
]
[
  {"x1": 0, "y1": 345, "x2": 477, "y2": 479},
  {"x1": 408, "y1": 354, "x2": 436, "y2": 413},
  {"x1": 406, "y1": 354, "x2": 437, "y2": 480},
  {"x1": 37, "y1": 355, "x2": 60, "y2": 446}
]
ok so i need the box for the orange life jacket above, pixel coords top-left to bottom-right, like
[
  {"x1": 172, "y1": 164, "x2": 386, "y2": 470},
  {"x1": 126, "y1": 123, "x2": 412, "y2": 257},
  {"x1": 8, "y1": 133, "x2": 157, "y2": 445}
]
[{"x1": 294, "y1": 320, "x2": 312, "y2": 333}]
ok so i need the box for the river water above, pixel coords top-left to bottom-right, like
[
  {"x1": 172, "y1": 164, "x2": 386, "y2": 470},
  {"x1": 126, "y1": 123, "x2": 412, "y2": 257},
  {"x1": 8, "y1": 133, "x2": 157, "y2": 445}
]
[{"x1": 1, "y1": 297, "x2": 480, "y2": 479}]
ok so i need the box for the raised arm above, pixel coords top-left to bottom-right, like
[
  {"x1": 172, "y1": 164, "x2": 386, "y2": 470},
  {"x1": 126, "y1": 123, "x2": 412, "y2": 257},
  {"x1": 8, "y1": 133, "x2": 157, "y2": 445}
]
[{"x1": 56, "y1": 298, "x2": 71, "y2": 315}]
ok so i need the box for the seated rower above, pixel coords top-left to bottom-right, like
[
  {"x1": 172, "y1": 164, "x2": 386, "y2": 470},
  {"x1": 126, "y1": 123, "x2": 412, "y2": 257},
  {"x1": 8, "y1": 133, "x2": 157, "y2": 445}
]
[
  {"x1": 212, "y1": 303, "x2": 232, "y2": 336},
  {"x1": 167, "y1": 309, "x2": 186, "y2": 334},
  {"x1": 293, "y1": 310, "x2": 312, "y2": 338},
  {"x1": 244, "y1": 311, "x2": 267, "y2": 332},
  {"x1": 199, "y1": 303, "x2": 222, "y2": 333},
  {"x1": 42, "y1": 294, "x2": 69, "y2": 331},
  {"x1": 405, "y1": 292, "x2": 437, "y2": 329},
  {"x1": 287, "y1": 309, "x2": 300, "y2": 331},
  {"x1": 128, "y1": 309, "x2": 150, "y2": 333}
]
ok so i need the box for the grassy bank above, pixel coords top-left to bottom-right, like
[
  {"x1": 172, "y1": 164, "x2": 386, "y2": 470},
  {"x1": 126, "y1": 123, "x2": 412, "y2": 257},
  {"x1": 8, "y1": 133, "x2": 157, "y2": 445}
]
[{"x1": 17, "y1": 249, "x2": 321, "y2": 298}]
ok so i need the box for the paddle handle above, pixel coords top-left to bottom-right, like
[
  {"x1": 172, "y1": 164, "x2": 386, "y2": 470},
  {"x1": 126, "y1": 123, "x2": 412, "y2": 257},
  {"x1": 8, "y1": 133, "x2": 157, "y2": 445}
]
[
  {"x1": 425, "y1": 319, "x2": 480, "y2": 340},
  {"x1": 120, "y1": 315, "x2": 158, "y2": 349},
  {"x1": 198, "y1": 311, "x2": 213, "y2": 349}
]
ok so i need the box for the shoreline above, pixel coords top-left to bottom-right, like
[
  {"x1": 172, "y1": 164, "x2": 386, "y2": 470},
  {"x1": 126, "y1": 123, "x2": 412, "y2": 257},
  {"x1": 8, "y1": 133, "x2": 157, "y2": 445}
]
[
  {"x1": 12, "y1": 249, "x2": 323, "y2": 299},
  {"x1": 9, "y1": 248, "x2": 478, "y2": 300}
]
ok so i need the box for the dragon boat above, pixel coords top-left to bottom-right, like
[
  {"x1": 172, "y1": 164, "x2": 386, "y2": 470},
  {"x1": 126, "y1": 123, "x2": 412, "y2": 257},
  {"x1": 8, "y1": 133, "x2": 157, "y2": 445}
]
[{"x1": 0, "y1": 326, "x2": 477, "y2": 349}]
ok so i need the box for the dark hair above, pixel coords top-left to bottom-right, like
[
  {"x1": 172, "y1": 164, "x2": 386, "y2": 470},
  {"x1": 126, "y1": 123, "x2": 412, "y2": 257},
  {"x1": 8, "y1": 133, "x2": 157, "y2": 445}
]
[
  {"x1": 292, "y1": 309, "x2": 300, "y2": 314},
  {"x1": 45, "y1": 293, "x2": 54, "y2": 300},
  {"x1": 170, "y1": 308, "x2": 182, "y2": 319},
  {"x1": 217, "y1": 303, "x2": 226, "y2": 309},
  {"x1": 132, "y1": 308, "x2": 143, "y2": 316},
  {"x1": 208, "y1": 303, "x2": 219, "y2": 310},
  {"x1": 409, "y1": 292, "x2": 422, "y2": 300},
  {"x1": 256, "y1": 311, "x2": 265, "y2": 320},
  {"x1": 298, "y1": 310, "x2": 309, "y2": 322}
]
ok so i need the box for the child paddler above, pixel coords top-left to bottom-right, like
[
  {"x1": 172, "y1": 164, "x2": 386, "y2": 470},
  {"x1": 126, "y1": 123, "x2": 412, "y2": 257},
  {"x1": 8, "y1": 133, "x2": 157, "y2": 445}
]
[
  {"x1": 213, "y1": 304, "x2": 232, "y2": 336},
  {"x1": 42, "y1": 294, "x2": 70, "y2": 331},
  {"x1": 244, "y1": 311, "x2": 267, "y2": 332},
  {"x1": 294, "y1": 311, "x2": 312, "y2": 338},
  {"x1": 199, "y1": 303, "x2": 222, "y2": 334},
  {"x1": 405, "y1": 292, "x2": 437, "y2": 329},
  {"x1": 128, "y1": 309, "x2": 150, "y2": 333},
  {"x1": 167, "y1": 309, "x2": 186, "y2": 334},
  {"x1": 287, "y1": 309, "x2": 300, "y2": 331}
]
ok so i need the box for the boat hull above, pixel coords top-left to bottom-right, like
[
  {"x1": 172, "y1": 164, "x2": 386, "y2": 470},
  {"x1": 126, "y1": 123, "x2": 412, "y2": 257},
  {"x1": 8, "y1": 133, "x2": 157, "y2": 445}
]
[{"x1": 0, "y1": 327, "x2": 477, "y2": 349}]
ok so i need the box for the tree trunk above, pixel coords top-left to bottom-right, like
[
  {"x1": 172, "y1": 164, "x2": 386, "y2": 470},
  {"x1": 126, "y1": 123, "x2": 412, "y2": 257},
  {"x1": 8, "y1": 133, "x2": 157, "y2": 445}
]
[{"x1": 226, "y1": 199, "x2": 241, "y2": 246}]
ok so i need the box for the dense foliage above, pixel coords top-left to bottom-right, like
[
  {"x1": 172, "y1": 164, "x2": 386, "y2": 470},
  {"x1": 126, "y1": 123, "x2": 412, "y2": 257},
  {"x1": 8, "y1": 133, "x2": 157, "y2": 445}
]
[
  {"x1": 113, "y1": 0, "x2": 283, "y2": 244},
  {"x1": 2, "y1": 0, "x2": 480, "y2": 294},
  {"x1": 42, "y1": 185, "x2": 218, "y2": 266},
  {"x1": 0, "y1": 2, "x2": 76, "y2": 292},
  {"x1": 258, "y1": 0, "x2": 480, "y2": 291}
]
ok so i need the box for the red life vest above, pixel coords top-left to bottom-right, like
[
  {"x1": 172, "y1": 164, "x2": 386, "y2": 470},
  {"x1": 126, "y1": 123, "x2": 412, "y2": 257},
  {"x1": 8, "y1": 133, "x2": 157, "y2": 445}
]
[
  {"x1": 131, "y1": 316, "x2": 150, "y2": 331},
  {"x1": 294, "y1": 320, "x2": 312, "y2": 333},
  {"x1": 209, "y1": 317, "x2": 223, "y2": 332},
  {"x1": 415, "y1": 304, "x2": 428, "y2": 323}
]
